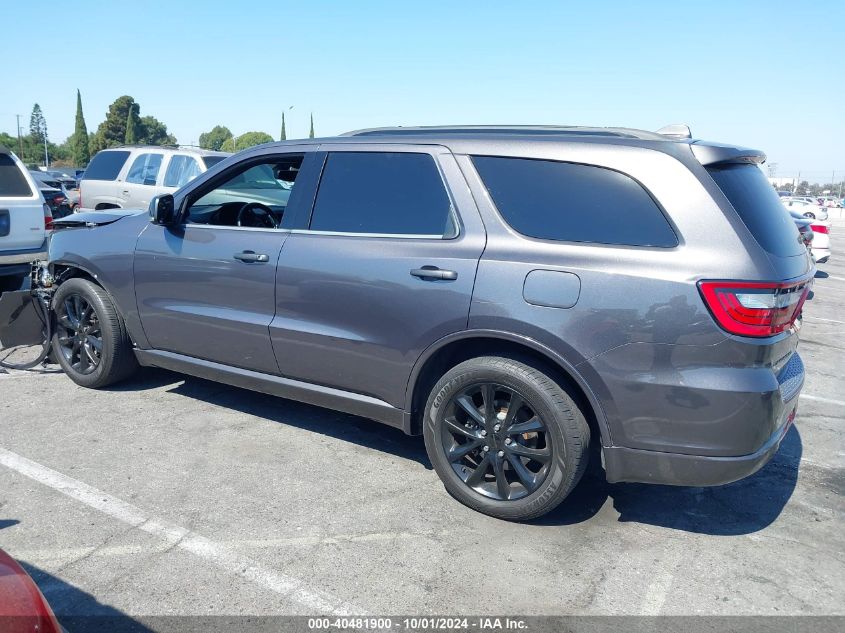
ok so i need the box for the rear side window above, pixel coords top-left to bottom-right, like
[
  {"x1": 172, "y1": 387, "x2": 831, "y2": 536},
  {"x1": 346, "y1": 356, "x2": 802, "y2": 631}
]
[
  {"x1": 472, "y1": 156, "x2": 677, "y2": 247},
  {"x1": 126, "y1": 153, "x2": 164, "y2": 185},
  {"x1": 164, "y1": 155, "x2": 201, "y2": 188},
  {"x1": 202, "y1": 156, "x2": 226, "y2": 169},
  {"x1": 0, "y1": 154, "x2": 33, "y2": 197},
  {"x1": 309, "y1": 152, "x2": 455, "y2": 236},
  {"x1": 84, "y1": 150, "x2": 130, "y2": 181},
  {"x1": 707, "y1": 164, "x2": 805, "y2": 258}
]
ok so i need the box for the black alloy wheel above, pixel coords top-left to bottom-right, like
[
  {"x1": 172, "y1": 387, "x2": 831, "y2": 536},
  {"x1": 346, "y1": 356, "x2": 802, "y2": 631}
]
[
  {"x1": 55, "y1": 294, "x2": 103, "y2": 375},
  {"x1": 441, "y1": 383, "x2": 552, "y2": 501}
]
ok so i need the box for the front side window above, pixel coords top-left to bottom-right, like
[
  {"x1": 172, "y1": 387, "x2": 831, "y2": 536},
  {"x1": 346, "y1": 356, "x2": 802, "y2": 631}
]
[
  {"x1": 164, "y1": 155, "x2": 201, "y2": 188},
  {"x1": 472, "y1": 156, "x2": 678, "y2": 247},
  {"x1": 309, "y1": 152, "x2": 455, "y2": 237},
  {"x1": 186, "y1": 155, "x2": 302, "y2": 228},
  {"x1": 126, "y1": 153, "x2": 164, "y2": 185}
]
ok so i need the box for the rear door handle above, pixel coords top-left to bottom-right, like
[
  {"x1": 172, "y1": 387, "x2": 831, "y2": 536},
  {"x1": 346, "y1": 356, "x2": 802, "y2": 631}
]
[
  {"x1": 234, "y1": 250, "x2": 270, "y2": 263},
  {"x1": 410, "y1": 266, "x2": 458, "y2": 281}
]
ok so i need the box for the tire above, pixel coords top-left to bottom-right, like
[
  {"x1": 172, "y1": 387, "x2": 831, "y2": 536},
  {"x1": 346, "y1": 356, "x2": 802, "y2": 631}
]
[
  {"x1": 51, "y1": 278, "x2": 137, "y2": 388},
  {"x1": 423, "y1": 356, "x2": 590, "y2": 521}
]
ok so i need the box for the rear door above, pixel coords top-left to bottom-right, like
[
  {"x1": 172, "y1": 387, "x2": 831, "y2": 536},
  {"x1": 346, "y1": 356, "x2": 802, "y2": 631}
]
[
  {"x1": 0, "y1": 151, "x2": 44, "y2": 251},
  {"x1": 121, "y1": 152, "x2": 164, "y2": 209},
  {"x1": 271, "y1": 145, "x2": 485, "y2": 408}
]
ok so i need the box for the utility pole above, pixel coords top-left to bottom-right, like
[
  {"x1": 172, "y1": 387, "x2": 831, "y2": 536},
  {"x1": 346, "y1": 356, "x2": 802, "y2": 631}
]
[
  {"x1": 43, "y1": 136, "x2": 49, "y2": 168},
  {"x1": 15, "y1": 114, "x2": 23, "y2": 157}
]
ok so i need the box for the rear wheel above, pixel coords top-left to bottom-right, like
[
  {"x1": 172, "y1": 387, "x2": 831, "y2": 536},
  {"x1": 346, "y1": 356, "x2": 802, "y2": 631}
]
[
  {"x1": 423, "y1": 356, "x2": 590, "y2": 521},
  {"x1": 51, "y1": 278, "x2": 137, "y2": 388}
]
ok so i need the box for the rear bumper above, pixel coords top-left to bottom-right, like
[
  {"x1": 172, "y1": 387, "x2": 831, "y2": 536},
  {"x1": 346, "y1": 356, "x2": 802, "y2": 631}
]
[
  {"x1": 0, "y1": 241, "x2": 47, "y2": 270},
  {"x1": 603, "y1": 394, "x2": 799, "y2": 486}
]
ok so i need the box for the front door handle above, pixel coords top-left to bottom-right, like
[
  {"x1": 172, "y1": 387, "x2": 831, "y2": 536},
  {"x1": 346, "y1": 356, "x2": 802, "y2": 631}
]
[
  {"x1": 410, "y1": 266, "x2": 458, "y2": 281},
  {"x1": 234, "y1": 250, "x2": 270, "y2": 263}
]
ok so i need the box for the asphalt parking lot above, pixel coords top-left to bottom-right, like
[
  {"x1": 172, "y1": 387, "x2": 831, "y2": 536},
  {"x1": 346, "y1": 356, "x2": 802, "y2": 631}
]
[{"x1": 0, "y1": 226, "x2": 843, "y2": 628}]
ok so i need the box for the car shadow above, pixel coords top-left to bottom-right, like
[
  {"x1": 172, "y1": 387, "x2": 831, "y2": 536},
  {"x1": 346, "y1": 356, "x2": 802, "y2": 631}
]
[
  {"x1": 0, "y1": 518, "x2": 20, "y2": 530},
  {"x1": 108, "y1": 367, "x2": 433, "y2": 469},
  {"x1": 814, "y1": 270, "x2": 829, "y2": 279},
  {"x1": 536, "y1": 425, "x2": 803, "y2": 535},
  {"x1": 110, "y1": 368, "x2": 801, "y2": 535},
  {"x1": 19, "y1": 561, "x2": 154, "y2": 633}
]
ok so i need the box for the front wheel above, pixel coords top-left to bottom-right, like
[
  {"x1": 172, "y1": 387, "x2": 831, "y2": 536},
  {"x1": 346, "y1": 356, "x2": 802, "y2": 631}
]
[
  {"x1": 51, "y1": 278, "x2": 138, "y2": 388},
  {"x1": 423, "y1": 356, "x2": 590, "y2": 521}
]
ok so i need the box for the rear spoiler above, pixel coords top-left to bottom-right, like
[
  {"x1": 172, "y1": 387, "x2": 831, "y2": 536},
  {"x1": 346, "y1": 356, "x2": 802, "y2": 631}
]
[{"x1": 689, "y1": 141, "x2": 766, "y2": 166}]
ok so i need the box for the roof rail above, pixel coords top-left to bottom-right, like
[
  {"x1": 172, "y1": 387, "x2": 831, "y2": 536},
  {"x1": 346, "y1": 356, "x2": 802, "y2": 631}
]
[
  {"x1": 342, "y1": 125, "x2": 655, "y2": 139},
  {"x1": 656, "y1": 124, "x2": 692, "y2": 139}
]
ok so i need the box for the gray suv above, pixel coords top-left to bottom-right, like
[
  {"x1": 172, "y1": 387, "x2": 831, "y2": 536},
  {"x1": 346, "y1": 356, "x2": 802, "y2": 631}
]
[{"x1": 40, "y1": 126, "x2": 811, "y2": 520}]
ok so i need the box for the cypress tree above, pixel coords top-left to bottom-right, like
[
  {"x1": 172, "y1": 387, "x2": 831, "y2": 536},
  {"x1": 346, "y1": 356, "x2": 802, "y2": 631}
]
[
  {"x1": 280, "y1": 112, "x2": 287, "y2": 141},
  {"x1": 309, "y1": 113, "x2": 314, "y2": 139},
  {"x1": 72, "y1": 90, "x2": 90, "y2": 166},
  {"x1": 124, "y1": 104, "x2": 140, "y2": 144}
]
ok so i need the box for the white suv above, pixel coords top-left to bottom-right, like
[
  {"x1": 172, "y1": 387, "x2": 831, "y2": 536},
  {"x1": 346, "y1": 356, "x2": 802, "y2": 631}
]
[
  {"x1": 0, "y1": 146, "x2": 51, "y2": 290},
  {"x1": 79, "y1": 146, "x2": 230, "y2": 211}
]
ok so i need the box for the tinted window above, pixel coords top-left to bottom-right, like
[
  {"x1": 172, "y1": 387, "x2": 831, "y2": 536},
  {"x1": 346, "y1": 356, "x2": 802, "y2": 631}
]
[
  {"x1": 472, "y1": 157, "x2": 677, "y2": 247},
  {"x1": 126, "y1": 153, "x2": 164, "y2": 185},
  {"x1": 164, "y1": 155, "x2": 201, "y2": 188},
  {"x1": 202, "y1": 156, "x2": 226, "y2": 169},
  {"x1": 187, "y1": 156, "x2": 302, "y2": 227},
  {"x1": 707, "y1": 164, "x2": 805, "y2": 257},
  {"x1": 0, "y1": 154, "x2": 32, "y2": 197},
  {"x1": 83, "y1": 150, "x2": 130, "y2": 181},
  {"x1": 310, "y1": 152, "x2": 454, "y2": 236}
]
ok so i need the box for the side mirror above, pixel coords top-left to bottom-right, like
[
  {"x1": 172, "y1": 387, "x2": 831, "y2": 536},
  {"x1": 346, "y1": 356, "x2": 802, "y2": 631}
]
[{"x1": 149, "y1": 194, "x2": 177, "y2": 225}]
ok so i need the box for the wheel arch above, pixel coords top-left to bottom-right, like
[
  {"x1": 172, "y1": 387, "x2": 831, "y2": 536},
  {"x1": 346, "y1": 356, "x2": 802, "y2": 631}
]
[{"x1": 406, "y1": 330, "x2": 610, "y2": 445}]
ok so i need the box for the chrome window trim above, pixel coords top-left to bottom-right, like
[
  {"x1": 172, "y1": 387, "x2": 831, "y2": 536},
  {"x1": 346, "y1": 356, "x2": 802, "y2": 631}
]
[{"x1": 289, "y1": 228, "x2": 456, "y2": 240}]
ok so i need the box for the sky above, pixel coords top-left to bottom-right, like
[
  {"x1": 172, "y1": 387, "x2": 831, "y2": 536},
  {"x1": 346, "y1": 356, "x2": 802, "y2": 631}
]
[{"x1": 1, "y1": 0, "x2": 843, "y2": 180}]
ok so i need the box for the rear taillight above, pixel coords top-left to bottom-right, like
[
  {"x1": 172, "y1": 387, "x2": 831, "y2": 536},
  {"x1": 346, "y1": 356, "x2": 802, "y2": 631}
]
[
  {"x1": 43, "y1": 203, "x2": 54, "y2": 231},
  {"x1": 810, "y1": 224, "x2": 829, "y2": 234},
  {"x1": 698, "y1": 279, "x2": 810, "y2": 337}
]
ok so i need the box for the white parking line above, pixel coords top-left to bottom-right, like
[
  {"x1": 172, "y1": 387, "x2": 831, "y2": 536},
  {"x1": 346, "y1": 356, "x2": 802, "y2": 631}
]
[
  {"x1": 799, "y1": 394, "x2": 845, "y2": 407},
  {"x1": 639, "y1": 549, "x2": 681, "y2": 615},
  {"x1": 0, "y1": 447, "x2": 364, "y2": 615},
  {"x1": 804, "y1": 316, "x2": 845, "y2": 325}
]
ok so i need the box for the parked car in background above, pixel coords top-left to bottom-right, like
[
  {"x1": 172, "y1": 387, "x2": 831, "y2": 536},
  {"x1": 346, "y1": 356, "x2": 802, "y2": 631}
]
[
  {"x1": 776, "y1": 190, "x2": 792, "y2": 197},
  {"x1": 45, "y1": 169, "x2": 78, "y2": 189},
  {"x1": 0, "y1": 147, "x2": 52, "y2": 291},
  {"x1": 80, "y1": 146, "x2": 230, "y2": 211},
  {"x1": 808, "y1": 220, "x2": 831, "y2": 263},
  {"x1": 789, "y1": 211, "x2": 814, "y2": 252},
  {"x1": 782, "y1": 196, "x2": 829, "y2": 220},
  {"x1": 0, "y1": 548, "x2": 62, "y2": 633},
  {"x1": 40, "y1": 185, "x2": 72, "y2": 219},
  {"x1": 818, "y1": 196, "x2": 842, "y2": 208},
  {"x1": 38, "y1": 125, "x2": 811, "y2": 520}
]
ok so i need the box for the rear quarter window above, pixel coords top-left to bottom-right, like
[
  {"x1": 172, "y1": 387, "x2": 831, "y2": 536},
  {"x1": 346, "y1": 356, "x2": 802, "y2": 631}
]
[
  {"x1": 83, "y1": 150, "x2": 131, "y2": 181},
  {"x1": 0, "y1": 154, "x2": 33, "y2": 197},
  {"x1": 471, "y1": 156, "x2": 678, "y2": 247},
  {"x1": 707, "y1": 164, "x2": 805, "y2": 258}
]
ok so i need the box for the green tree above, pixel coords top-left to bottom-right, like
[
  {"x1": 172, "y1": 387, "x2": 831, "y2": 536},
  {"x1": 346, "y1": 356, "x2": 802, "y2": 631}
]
[
  {"x1": 138, "y1": 115, "x2": 176, "y2": 145},
  {"x1": 309, "y1": 113, "x2": 315, "y2": 139},
  {"x1": 71, "y1": 89, "x2": 90, "y2": 166},
  {"x1": 125, "y1": 103, "x2": 140, "y2": 144},
  {"x1": 199, "y1": 125, "x2": 233, "y2": 151},
  {"x1": 220, "y1": 131, "x2": 274, "y2": 152},
  {"x1": 91, "y1": 95, "x2": 136, "y2": 153},
  {"x1": 29, "y1": 104, "x2": 48, "y2": 145},
  {"x1": 280, "y1": 112, "x2": 287, "y2": 141}
]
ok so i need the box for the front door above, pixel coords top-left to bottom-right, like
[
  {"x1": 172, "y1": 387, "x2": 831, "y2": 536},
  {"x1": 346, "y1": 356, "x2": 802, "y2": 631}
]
[
  {"x1": 271, "y1": 146, "x2": 486, "y2": 408},
  {"x1": 134, "y1": 151, "x2": 318, "y2": 374}
]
